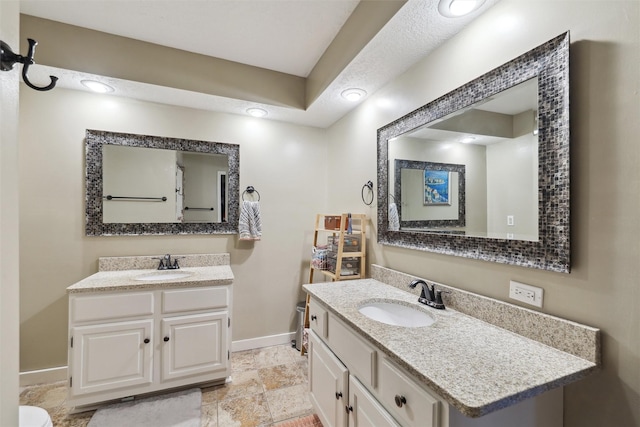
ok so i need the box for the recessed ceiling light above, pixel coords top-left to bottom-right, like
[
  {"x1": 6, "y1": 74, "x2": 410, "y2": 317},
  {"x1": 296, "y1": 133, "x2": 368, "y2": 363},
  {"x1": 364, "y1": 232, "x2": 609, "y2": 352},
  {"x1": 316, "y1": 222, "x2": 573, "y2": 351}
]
[
  {"x1": 438, "y1": 0, "x2": 485, "y2": 18},
  {"x1": 341, "y1": 88, "x2": 367, "y2": 102},
  {"x1": 81, "y1": 80, "x2": 114, "y2": 93},
  {"x1": 246, "y1": 107, "x2": 268, "y2": 118},
  {"x1": 460, "y1": 136, "x2": 476, "y2": 144}
]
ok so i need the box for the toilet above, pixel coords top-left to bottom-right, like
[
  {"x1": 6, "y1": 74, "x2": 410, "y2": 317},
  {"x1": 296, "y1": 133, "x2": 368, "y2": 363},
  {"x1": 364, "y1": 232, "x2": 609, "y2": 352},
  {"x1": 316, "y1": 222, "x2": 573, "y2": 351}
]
[{"x1": 19, "y1": 406, "x2": 53, "y2": 427}]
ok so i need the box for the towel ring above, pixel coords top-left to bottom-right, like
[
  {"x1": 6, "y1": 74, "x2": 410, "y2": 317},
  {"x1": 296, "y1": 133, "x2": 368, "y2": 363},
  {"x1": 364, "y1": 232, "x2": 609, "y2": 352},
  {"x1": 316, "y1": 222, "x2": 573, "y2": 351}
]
[
  {"x1": 242, "y1": 186, "x2": 261, "y2": 201},
  {"x1": 361, "y1": 181, "x2": 374, "y2": 206}
]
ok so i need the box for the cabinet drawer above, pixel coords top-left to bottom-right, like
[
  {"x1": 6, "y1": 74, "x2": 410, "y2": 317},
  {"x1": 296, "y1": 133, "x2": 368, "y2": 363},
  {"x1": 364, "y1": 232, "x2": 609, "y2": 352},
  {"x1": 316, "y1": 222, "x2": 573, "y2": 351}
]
[
  {"x1": 70, "y1": 292, "x2": 154, "y2": 323},
  {"x1": 378, "y1": 356, "x2": 440, "y2": 427},
  {"x1": 328, "y1": 314, "x2": 377, "y2": 388},
  {"x1": 162, "y1": 286, "x2": 228, "y2": 314},
  {"x1": 308, "y1": 299, "x2": 328, "y2": 338}
]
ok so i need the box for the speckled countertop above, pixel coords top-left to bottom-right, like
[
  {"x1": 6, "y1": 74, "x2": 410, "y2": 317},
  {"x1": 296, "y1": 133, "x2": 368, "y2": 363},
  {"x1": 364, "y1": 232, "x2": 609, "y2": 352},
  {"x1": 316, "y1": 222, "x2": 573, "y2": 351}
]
[
  {"x1": 67, "y1": 265, "x2": 234, "y2": 293},
  {"x1": 304, "y1": 279, "x2": 599, "y2": 418}
]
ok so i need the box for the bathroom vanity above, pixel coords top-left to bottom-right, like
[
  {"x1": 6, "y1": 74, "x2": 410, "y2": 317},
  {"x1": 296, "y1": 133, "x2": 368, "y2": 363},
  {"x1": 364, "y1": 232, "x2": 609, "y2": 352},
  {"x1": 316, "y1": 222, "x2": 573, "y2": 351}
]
[
  {"x1": 304, "y1": 265, "x2": 599, "y2": 427},
  {"x1": 65, "y1": 254, "x2": 233, "y2": 411}
]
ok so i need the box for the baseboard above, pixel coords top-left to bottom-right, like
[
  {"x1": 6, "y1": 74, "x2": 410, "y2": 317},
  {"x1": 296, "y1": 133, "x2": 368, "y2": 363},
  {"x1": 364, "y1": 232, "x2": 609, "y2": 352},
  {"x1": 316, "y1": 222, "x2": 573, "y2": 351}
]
[
  {"x1": 20, "y1": 332, "x2": 297, "y2": 387},
  {"x1": 231, "y1": 332, "x2": 295, "y2": 352},
  {"x1": 20, "y1": 366, "x2": 67, "y2": 387}
]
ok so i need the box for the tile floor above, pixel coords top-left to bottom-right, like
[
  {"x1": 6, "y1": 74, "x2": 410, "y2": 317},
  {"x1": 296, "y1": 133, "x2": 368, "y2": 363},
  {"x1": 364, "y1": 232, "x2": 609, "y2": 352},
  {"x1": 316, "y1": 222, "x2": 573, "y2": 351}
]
[{"x1": 19, "y1": 344, "x2": 320, "y2": 427}]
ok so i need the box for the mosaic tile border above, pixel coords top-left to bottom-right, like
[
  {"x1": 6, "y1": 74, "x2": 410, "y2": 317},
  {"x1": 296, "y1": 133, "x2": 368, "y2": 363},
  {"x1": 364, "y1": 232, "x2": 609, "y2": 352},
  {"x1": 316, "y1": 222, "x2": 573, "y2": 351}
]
[
  {"x1": 377, "y1": 32, "x2": 570, "y2": 273},
  {"x1": 394, "y1": 159, "x2": 466, "y2": 228},
  {"x1": 85, "y1": 129, "x2": 240, "y2": 236}
]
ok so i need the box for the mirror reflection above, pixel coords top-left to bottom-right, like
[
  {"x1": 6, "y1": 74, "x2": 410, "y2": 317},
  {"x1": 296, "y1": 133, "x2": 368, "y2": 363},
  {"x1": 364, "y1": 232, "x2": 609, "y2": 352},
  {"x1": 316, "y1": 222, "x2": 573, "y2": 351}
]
[
  {"x1": 102, "y1": 145, "x2": 229, "y2": 224},
  {"x1": 389, "y1": 78, "x2": 539, "y2": 242},
  {"x1": 85, "y1": 129, "x2": 240, "y2": 236}
]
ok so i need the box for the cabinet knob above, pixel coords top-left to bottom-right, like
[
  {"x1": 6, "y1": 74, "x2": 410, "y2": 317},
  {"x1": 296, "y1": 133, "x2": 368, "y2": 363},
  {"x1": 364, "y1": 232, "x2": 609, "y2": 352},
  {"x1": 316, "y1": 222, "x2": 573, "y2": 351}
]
[
  {"x1": 335, "y1": 392, "x2": 343, "y2": 400},
  {"x1": 395, "y1": 395, "x2": 407, "y2": 408},
  {"x1": 345, "y1": 405, "x2": 353, "y2": 413},
  {"x1": 163, "y1": 336, "x2": 170, "y2": 342},
  {"x1": 310, "y1": 315, "x2": 317, "y2": 321},
  {"x1": 143, "y1": 338, "x2": 150, "y2": 344}
]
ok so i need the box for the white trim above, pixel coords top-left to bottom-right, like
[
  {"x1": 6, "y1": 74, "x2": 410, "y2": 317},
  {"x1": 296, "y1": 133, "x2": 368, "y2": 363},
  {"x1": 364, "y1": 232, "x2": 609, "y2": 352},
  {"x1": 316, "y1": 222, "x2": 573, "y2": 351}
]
[
  {"x1": 20, "y1": 366, "x2": 67, "y2": 387},
  {"x1": 231, "y1": 332, "x2": 295, "y2": 352},
  {"x1": 20, "y1": 332, "x2": 297, "y2": 387},
  {"x1": 217, "y1": 170, "x2": 227, "y2": 222}
]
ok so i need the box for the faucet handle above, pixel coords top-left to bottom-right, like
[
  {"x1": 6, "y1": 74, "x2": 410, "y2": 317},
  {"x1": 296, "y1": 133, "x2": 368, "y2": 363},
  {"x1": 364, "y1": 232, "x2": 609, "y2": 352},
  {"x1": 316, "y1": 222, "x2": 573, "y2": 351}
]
[
  {"x1": 152, "y1": 256, "x2": 165, "y2": 269},
  {"x1": 435, "y1": 289, "x2": 451, "y2": 306},
  {"x1": 172, "y1": 256, "x2": 185, "y2": 269}
]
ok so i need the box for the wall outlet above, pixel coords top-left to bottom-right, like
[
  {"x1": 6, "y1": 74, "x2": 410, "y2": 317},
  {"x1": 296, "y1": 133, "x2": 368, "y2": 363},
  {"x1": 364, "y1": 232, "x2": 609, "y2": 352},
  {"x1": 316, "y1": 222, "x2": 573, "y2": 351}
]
[
  {"x1": 509, "y1": 280, "x2": 543, "y2": 307},
  {"x1": 507, "y1": 215, "x2": 515, "y2": 226}
]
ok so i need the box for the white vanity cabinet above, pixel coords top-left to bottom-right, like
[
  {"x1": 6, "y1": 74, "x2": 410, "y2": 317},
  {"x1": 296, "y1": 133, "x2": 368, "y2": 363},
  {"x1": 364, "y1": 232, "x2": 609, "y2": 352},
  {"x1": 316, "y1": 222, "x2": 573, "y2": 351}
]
[
  {"x1": 67, "y1": 285, "x2": 231, "y2": 409},
  {"x1": 307, "y1": 296, "x2": 564, "y2": 427},
  {"x1": 308, "y1": 300, "x2": 440, "y2": 427}
]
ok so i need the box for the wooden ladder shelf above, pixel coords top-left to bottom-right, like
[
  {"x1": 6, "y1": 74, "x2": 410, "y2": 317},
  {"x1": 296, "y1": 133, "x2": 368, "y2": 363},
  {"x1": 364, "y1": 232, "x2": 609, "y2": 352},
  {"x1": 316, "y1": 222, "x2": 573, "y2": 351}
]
[{"x1": 300, "y1": 213, "x2": 367, "y2": 356}]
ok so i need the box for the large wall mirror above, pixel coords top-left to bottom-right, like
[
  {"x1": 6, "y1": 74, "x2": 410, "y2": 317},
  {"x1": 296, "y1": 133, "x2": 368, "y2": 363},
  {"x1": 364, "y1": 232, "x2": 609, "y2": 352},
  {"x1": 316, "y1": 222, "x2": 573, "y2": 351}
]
[
  {"x1": 86, "y1": 129, "x2": 240, "y2": 236},
  {"x1": 377, "y1": 32, "x2": 570, "y2": 272}
]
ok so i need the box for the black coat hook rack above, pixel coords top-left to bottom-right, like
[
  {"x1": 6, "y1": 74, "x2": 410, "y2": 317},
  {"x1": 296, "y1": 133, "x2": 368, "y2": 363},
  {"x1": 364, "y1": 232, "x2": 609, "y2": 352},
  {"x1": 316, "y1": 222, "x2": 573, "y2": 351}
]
[{"x1": 1, "y1": 38, "x2": 58, "y2": 91}]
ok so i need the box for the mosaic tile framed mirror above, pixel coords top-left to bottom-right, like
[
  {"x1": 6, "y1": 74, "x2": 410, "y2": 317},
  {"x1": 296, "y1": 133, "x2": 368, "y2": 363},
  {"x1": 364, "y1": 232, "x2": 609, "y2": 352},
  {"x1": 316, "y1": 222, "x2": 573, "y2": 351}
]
[
  {"x1": 377, "y1": 32, "x2": 570, "y2": 272},
  {"x1": 85, "y1": 129, "x2": 240, "y2": 236}
]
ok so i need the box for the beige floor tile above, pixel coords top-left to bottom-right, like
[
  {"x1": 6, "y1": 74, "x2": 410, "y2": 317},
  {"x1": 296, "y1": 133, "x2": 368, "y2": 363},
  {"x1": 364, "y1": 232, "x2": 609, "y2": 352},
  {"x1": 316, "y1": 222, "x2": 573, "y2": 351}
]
[
  {"x1": 265, "y1": 384, "x2": 313, "y2": 422},
  {"x1": 258, "y1": 364, "x2": 306, "y2": 391},
  {"x1": 217, "y1": 369, "x2": 263, "y2": 401},
  {"x1": 253, "y1": 345, "x2": 295, "y2": 369},
  {"x1": 201, "y1": 400, "x2": 218, "y2": 427},
  {"x1": 218, "y1": 393, "x2": 272, "y2": 427},
  {"x1": 19, "y1": 381, "x2": 67, "y2": 411},
  {"x1": 232, "y1": 349, "x2": 258, "y2": 373}
]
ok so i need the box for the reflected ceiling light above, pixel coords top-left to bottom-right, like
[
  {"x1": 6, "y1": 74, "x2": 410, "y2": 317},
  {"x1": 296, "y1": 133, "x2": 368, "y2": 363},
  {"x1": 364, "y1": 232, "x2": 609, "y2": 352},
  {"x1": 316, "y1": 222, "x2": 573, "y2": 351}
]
[
  {"x1": 460, "y1": 136, "x2": 476, "y2": 144},
  {"x1": 341, "y1": 88, "x2": 367, "y2": 102},
  {"x1": 246, "y1": 107, "x2": 268, "y2": 118},
  {"x1": 438, "y1": 0, "x2": 485, "y2": 17},
  {"x1": 81, "y1": 80, "x2": 114, "y2": 93}
]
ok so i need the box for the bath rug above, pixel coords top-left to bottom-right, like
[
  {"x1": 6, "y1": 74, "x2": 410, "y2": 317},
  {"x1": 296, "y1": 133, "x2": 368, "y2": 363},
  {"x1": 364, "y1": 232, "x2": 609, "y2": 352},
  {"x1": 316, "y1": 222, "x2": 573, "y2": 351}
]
[{"x1": 87, "y1": 388, "x2": 201, "y2": 427}]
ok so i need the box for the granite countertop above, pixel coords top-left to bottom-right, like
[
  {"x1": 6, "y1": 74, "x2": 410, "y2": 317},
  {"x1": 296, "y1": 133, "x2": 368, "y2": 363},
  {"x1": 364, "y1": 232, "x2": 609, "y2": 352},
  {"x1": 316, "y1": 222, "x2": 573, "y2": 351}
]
[
  {"x1": 67, "y1": 265, "x2": 234, "y2": 293},
  {"x1": 304, "y1": 279, "x2": 599, "y2": 418}
]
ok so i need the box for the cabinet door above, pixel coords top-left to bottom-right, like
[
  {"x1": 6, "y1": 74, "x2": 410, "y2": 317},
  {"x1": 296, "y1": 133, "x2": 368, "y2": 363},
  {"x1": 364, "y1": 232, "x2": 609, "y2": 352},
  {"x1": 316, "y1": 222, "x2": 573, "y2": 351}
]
[
  {"x1": 349, "y1": 375, "x2": 401, "y2": 427},
  {"x1": 70, "y1": 319, "x2": 153, "y2": 396},
  {"x1": 309, "y1": 331, "x2": 348, "y2": 427},
  {"x1": 161, "y1": 312, "x2": 228, "y2": 382}
]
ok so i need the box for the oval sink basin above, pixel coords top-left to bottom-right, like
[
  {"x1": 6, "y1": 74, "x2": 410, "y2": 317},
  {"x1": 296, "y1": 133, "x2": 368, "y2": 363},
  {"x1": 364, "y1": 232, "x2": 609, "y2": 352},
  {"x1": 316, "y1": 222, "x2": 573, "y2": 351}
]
[
  {"x1": 358, "y1": 301, "x2": 435, "y2": 327},
  {"x1": 135, "y1": 271, "x2": 193, "y2": 281}
]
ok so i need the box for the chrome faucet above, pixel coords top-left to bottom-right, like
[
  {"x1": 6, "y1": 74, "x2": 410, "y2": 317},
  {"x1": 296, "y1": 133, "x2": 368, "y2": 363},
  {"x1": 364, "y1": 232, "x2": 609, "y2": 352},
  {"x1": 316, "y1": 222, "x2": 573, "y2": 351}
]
[
  {"x1": 154, "y1": 254, "x2": 181, "y2": 270},
  {"x1": 409, "y1": 279, "x2": 447, "y2": 310}
]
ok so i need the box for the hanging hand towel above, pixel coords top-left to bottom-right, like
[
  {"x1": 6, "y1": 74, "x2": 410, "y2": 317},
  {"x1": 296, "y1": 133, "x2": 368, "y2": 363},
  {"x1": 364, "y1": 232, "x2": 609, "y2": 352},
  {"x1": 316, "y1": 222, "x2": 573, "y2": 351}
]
[
  {"x1": 250, "y1": 200, "x2": 262, "y2": 240},
  {"x1": 239, "y1": 201, "x2": 262, "y2": 240},
  {"x1": 388, "y1": 203, "x2": 400, "y2": 231}
]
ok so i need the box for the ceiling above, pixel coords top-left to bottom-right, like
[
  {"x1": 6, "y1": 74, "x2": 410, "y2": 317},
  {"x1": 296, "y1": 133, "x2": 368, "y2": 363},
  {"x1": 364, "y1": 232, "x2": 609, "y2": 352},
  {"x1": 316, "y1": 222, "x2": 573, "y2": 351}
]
[{"x1": 19, "y1": 0, "x2": 498, "y2": 128}]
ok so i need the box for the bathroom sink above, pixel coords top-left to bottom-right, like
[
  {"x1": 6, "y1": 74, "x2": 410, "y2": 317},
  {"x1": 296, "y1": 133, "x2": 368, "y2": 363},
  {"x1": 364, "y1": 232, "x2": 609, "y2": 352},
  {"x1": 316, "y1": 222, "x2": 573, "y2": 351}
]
[
  {"x1": 135, "y1": 271, "x2": 194, "y2": 281},
  {"x1": 358, "y1": 301, "x2": 435, "y2": 327}
]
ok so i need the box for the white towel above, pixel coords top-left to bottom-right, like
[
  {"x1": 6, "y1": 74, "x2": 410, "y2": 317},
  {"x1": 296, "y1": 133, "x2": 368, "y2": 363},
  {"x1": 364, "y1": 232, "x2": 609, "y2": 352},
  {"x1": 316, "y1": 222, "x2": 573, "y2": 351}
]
[
  {"x1": 388, "y1": 203, "x2": 400, "y2": 231},
  {"x1": 239, "y1": 201, "x2": 262, "y2": 240}
]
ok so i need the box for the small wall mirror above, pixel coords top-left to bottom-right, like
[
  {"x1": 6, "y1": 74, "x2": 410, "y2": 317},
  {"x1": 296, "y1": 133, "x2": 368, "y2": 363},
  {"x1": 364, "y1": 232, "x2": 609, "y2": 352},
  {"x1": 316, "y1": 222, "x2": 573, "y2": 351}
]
[
  {"x1": 377, "y1": 33, "x2": 570, "y2": 272},
  {"x1": 86, "y1": 129, "x2": 240, "y2": 236},
  {"x1": 392, "y1": 159, "x2": 466, "y2": 230}
]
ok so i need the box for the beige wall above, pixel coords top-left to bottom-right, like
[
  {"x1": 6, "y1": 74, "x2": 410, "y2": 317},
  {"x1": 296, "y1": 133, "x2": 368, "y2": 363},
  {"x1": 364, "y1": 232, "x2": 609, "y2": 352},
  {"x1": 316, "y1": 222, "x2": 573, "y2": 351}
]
[
  {"x1": 16, "y1": 1, "x2": 640, "y2": 426},
  {"x1": 327, "y1": 1, "x2": 640, "y2": 426},
  {"x1": 19, "y1": 88, "x2": 328, "y2": 370},
  {"x1": 1, "y1": 0, "x2": 20, "y2": 423}
]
